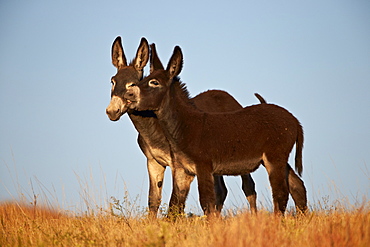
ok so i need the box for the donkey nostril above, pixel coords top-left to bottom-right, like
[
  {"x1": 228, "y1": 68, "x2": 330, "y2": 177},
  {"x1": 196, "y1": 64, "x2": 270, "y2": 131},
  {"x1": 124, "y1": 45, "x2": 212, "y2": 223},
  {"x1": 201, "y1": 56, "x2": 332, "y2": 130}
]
[{"x1": 106, "y1": 108, "x2": 118, "y2": 115}]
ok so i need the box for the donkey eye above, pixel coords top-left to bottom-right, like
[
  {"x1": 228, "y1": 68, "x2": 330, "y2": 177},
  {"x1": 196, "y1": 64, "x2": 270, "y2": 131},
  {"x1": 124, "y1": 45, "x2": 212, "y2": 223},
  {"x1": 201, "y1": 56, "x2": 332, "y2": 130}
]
[
  {"x1": 111, "y1": 80, "x2": 116, "y2": 90},
  {"x1": 149, "y1": 79, "x2": 160, "y2": 87}
]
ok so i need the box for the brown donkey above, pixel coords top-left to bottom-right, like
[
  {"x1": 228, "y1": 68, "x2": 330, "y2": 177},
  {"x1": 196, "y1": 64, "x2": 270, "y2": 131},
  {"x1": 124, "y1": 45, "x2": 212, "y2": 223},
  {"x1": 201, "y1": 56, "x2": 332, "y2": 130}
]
[
  {"x1": 125, "y1": 45, "x2": 307, "y2": 216},
  {"x1": 106, "y1": 37, "x2": 259, "y2": 216}
]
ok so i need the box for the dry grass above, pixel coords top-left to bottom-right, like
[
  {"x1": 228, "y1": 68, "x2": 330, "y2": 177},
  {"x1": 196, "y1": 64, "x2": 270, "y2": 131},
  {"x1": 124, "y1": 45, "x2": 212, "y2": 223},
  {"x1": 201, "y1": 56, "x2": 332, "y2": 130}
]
[{"x1": 1, "y1": 200, "x2": 369, "y2": 247}]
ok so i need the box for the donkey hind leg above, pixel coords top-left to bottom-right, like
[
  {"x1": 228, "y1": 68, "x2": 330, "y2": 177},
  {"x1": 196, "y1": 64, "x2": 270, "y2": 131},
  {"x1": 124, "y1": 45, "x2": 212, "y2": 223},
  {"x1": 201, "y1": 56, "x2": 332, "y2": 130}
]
[
  {"x1": 263, "y1": 156, "x2": 289, "y2": 215},
  {"x1": 214, "y1": 175, "x2": 227, "y2": 212},
  {"x1": 241, "y1": 174, "x2": 257, "y2": 213},
  {"x1": 168, "y1": 166, "x2": 195, "y2": 217},
  {"x1": 287, "y1": 163, "x2": 307, "y2": 213},
  {"x1": 147, "y1": 158, "x2": 166, "y2": 217}
]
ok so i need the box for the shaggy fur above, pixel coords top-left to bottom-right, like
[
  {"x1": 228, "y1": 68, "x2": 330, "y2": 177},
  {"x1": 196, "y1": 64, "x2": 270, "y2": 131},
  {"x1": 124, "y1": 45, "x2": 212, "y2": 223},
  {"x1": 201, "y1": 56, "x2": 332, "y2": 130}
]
[
  {"x1": 106, "y1": 37, "x2": 260, "y2": 216},
  {"x1": 127, "y1": 45, "x2": 307, "y2": 215}
]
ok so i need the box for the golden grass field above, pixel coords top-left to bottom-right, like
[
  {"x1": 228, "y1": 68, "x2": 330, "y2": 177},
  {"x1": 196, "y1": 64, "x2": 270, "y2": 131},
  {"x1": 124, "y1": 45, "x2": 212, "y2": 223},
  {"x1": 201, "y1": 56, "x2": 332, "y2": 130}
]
[{"x1": 1, "y1": 198, "x2": 369, "y2": 247}]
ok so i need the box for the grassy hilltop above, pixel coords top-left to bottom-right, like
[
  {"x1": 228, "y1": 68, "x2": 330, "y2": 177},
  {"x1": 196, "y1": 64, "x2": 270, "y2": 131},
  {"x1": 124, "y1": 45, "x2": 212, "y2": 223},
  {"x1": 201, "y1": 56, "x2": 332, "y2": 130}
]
[{"x1": 1, "y1": 198, "x2": 369, "y2": 247}]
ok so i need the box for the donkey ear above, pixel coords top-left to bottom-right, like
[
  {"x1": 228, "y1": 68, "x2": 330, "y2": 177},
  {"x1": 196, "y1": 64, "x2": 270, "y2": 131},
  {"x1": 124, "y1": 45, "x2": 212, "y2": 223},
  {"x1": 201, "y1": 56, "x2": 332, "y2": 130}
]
[
  {"x1": 166, "y1": 46, "x2": 183, "y2": 79},
  {"x1": 133, "y1": 37, "x2": 149, "y2": 74},
  {"x1": 111, "y1": 36, "x2": 127, "y2": 70},
  {"x1": 150, "y1": 43, "x2": 164, "y2": 73}
]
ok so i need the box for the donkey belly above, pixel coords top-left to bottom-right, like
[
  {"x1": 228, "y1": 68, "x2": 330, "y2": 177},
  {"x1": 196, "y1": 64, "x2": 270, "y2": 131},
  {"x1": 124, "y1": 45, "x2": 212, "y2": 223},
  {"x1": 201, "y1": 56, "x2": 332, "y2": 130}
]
[{"x1": 213, "y1": 158, "x2": 261, "y2": 175}]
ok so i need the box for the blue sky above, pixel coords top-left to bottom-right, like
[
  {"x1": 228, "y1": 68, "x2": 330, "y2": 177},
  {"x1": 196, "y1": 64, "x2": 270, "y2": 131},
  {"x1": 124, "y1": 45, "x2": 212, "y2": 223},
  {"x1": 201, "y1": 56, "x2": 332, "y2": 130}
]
[{"x1": 1, "y1": 0, "x2": 369, "y2": 213}]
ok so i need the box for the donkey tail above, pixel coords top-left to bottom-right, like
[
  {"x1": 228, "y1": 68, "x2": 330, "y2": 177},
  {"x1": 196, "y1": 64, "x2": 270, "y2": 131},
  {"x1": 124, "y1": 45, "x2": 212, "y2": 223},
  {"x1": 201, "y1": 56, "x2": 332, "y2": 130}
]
[
  {"x1": 295, "y1": 122, "x2": 304, "y2": 176},
  {"x1": 254, "y1": 93, "x2": 267, "y2": 104}
]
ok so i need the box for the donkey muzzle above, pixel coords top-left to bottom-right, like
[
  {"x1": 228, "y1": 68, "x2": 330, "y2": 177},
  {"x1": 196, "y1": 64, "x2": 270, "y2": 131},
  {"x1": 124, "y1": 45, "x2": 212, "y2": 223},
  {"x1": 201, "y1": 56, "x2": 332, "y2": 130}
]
[{"x1": 106, "y1": 96, "x2": 128, "y2": 121}]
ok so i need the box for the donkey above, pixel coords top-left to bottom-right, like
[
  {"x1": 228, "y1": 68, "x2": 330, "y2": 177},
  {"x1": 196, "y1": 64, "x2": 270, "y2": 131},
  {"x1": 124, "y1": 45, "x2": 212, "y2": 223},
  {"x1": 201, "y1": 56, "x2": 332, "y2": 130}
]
[
  {"x1": 106, "y1": 37, "x2": 260, "y2": 216},
  {"x1": 125, "y1": 45, "x2": 307, "y2": 216}
]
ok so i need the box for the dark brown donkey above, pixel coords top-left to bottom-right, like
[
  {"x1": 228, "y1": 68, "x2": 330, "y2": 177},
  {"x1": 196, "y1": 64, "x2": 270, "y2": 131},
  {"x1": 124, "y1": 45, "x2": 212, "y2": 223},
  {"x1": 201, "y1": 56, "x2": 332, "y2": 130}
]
[
  {"x1": 125, "y1": 45, "x2": 307, "y2": 216},
  {"x1": 106, "y1": 37, "x2": 259, "y2": 216}
]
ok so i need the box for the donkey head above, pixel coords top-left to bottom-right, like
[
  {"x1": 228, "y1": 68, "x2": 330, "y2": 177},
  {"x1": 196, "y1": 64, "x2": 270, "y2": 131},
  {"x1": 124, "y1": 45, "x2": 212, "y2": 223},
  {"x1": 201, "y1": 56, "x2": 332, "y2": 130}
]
[
  {"x1": 125, "y1": 45, "x2": 183, "y2": 112},
  {"x1": 106, "y1": 36, "x2": 149, "y2": 121}
]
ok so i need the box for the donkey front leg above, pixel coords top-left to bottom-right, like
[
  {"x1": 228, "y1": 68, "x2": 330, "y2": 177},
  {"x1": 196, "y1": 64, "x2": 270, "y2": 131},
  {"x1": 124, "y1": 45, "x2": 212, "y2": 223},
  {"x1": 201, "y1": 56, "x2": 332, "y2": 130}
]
[
  {"x1": 196, "y1": 165, "x2": 218, "y2": 217},
  {"x1": 168, "y1": 166, "x2": 195, "y2": 217},
  {"x1": 147, "y1": 158, "x2": 166, "y2": 217}
]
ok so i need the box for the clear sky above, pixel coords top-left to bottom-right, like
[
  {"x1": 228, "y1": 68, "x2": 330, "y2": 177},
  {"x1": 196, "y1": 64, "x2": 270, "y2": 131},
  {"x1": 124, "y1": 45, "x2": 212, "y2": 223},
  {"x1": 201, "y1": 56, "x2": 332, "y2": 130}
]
[{"x1": 1, "y1": 0, "x2": 369, "y2": 213}]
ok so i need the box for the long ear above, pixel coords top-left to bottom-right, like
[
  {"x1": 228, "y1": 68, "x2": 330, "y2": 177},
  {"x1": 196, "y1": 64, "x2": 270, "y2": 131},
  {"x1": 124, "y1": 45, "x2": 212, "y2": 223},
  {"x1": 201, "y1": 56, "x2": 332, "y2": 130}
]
[
  {"x1": 133, "y1": 37, "x2": 149, "y2": 75},
  {"x1": 111, "y1": 36, "x2": 127, "y2": 70},
  {"x1": 150, "y1": 43, "x2": 164, "y2": 73},
  {"x1": 166, "y1": 46, "x2": 183, "y2": 79}
]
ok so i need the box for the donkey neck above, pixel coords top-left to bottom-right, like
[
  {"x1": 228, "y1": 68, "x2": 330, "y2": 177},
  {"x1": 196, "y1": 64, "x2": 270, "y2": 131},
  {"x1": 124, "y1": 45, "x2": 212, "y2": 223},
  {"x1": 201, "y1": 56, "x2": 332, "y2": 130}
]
[
  {"x1": 156, "y1": 81, "x2": 204, "y2": 147},
  {"x1": 128, "y1": 111, "x2": 169, "y2": 151}
]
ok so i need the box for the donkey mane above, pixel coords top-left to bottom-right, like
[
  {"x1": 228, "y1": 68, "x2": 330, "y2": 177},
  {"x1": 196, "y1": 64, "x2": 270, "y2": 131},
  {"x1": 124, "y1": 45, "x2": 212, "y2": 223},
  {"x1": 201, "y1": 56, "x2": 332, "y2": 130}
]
[
  {"x1": 173, "y1": 78, "x2": 191, "y2": 100},
  {"x1": 169, "y1": 77, "x2": 199, "y2": 110}
]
